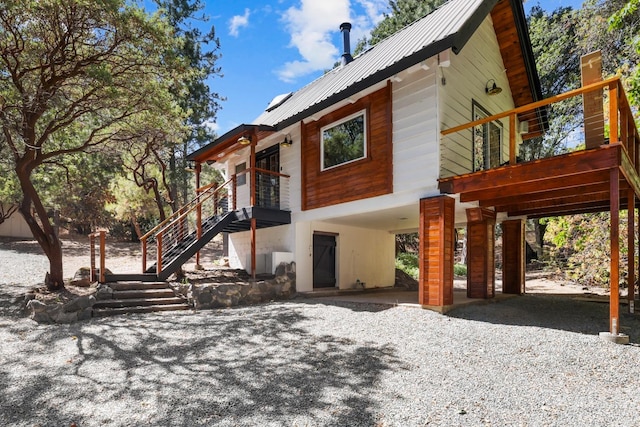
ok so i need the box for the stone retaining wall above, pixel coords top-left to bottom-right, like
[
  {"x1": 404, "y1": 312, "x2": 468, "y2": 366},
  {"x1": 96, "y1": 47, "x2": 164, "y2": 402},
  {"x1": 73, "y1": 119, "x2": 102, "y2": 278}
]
[{"x1": 188, "y1": 262, "x2": 296, "y2": 310}]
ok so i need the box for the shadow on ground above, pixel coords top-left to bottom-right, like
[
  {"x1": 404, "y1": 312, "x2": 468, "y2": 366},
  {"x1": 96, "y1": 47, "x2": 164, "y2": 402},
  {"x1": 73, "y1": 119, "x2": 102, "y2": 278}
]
[
  {"x1": 448, "y1": 294, "x2": 640, "y2": 343},
  {"x1": 0, "y1": 302, "x2": 405, "y2": 426}
]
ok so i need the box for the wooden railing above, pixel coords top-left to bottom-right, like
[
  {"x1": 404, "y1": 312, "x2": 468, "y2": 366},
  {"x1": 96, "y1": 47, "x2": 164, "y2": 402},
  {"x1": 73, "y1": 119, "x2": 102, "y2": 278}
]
[
  {"x1": 441, "y1": 76, "x2": 640, "y2": 175},
  {"x1": 140, "y1": 168, "x2": 290, "y2": 276}
]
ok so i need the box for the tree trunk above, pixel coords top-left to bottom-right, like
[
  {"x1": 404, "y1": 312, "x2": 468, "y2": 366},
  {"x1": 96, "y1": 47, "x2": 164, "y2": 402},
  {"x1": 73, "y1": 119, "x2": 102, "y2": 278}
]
[
  {"x1": 533, "y1": 218, "x2": 546, "y2": 259},
  {"x1": 17, "y1": 168, "x2": 64, "y2": 290}
]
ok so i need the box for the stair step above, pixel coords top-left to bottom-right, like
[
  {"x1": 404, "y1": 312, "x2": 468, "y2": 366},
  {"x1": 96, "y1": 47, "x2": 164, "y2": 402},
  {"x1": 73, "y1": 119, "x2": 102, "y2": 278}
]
[
  {"x1": 94, "y1": 297, "x2": 187, "y2": 309},
  {"x1": 112, "y1": 289, "x2": 176, "y2": 299},
  {"x1": 109, "y1": 282, "x2": 171, "y2": 291},
  {"x1": 93, "y1": 304, "x2": 191, "y2": 318}
]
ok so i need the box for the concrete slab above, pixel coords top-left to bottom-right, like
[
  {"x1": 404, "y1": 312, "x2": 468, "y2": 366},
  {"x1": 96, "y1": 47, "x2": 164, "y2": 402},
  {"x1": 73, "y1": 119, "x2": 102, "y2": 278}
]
[{"x1": 296, "y1": 288, "x2": 517, "y2": 313}]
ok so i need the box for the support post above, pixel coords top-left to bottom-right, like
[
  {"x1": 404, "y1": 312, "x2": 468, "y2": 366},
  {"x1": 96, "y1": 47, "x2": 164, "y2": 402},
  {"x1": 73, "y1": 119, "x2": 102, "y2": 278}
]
[
  {"x1": 250, "y1": 133, "x2": 257, "y2": 280},
  {"x1": 600, "y1": 167, "x2": 629, "y2": 343},
  {"x1": 99, "y1": 230, "x2": 106, "y2": 284},
  {"x1": 466, "y1": 208, "x2": 496, "y2": 299},
  {"x1": 629, "y1": 189, "x2": 635, "y2": 313},
  {"x1": 90, "y1": 234, "x2": 96, "y2": 282},
  {"x1": 418, "y1": 196, "x2": 455, "y2": 307},
  {"x1": 502, "y1": 219, "x2": 525, "y2": 295},
  {"x1": 610, "y1": 168, "x2": 620, "y2": 333},
  {"x1": 195, "y1": 162, "x2": 203, "y2": 270}
]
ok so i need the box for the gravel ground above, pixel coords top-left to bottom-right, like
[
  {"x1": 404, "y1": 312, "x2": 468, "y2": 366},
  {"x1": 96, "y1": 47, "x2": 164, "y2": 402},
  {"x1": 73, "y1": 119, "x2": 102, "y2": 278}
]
[{"x1": 2, "y1": 238, "x2": 640, "y2": 426}]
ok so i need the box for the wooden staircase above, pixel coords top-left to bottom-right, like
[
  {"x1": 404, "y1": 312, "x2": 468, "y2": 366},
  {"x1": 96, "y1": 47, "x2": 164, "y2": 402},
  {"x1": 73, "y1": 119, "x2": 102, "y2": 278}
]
[{"x1": 93, "y1": 281, "x2": 191, "y2": 317}]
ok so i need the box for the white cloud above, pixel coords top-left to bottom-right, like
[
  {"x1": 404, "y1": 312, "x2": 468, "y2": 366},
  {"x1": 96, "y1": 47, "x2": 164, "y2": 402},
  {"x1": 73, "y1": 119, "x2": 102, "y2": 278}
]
[
  {"x1": 203, "y1": 119, "x2": 219, "y2": 134},
  {"x1": 229, "y1": 8, "x2": 250, "y2": 37},
  {"x1": 276, "y1": 0, "x2": 389, "y2": 83}
]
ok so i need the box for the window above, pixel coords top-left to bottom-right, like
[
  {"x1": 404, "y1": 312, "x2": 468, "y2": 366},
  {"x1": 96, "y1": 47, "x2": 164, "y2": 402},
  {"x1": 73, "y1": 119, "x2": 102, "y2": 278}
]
[
  {"x1": 321, "y1": 110, "x2": 367, "y2": 170},
  {"x1": 472, "y1": 101, "x2": 502, "y2": 171},
  {"x1": 235, "y1": 162, "x2": 246, "y2": 186}
]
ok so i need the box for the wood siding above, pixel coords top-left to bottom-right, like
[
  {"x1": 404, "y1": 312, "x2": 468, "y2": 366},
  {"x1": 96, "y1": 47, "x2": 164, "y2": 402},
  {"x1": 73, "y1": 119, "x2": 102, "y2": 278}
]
[
  {"x1": 466, "y1": 208, "x2": 496, "y2": 299},
  {"x1": 301, "y1": 84, "x2": 392, "y2": 210},
  {"x1": 502, "y1": 219, "x2": 525, "y2": 295},
  {"x1": 419, "y1": 196, "x2": 454, "y2": 306},
  {"x1": 439, "y1": 17, "x2": 519, "y2": 178}
]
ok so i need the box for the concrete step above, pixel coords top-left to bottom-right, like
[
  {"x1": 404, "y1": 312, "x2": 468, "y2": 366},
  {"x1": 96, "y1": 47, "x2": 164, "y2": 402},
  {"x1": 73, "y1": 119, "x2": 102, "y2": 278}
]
[
  {"x1": 109, "y1": 282, "x2": 171, "y2": 291},
  {"x1": 93, "y1": 297, "x2": 187, "y2": 309},
  {"x1": 112, "y1": 289, "x2": 176, "y2": 299},
  {"x1": 93, "y1": 304, "x2": 191, "y2": 318}
]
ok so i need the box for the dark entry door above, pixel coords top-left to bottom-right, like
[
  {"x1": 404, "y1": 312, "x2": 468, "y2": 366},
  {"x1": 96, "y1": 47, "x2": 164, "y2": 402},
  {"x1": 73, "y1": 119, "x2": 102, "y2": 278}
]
[
  {"x1": 256, "y1": 145, "x2": 280, "y2": 209},
  {"x1": 313, "y1": 234, "x2": 336, "y2": 288}
]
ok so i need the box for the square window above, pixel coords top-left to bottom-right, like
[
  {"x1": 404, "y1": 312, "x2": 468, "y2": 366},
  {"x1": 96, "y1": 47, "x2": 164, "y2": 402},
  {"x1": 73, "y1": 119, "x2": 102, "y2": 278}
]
[{"x1": 321, "y1": 110, "x2": 367, "y2": 170}]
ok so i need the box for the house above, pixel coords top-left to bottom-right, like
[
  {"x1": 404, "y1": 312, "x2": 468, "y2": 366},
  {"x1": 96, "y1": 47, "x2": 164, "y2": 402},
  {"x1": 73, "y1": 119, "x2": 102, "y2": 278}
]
[{"x1": 181, "y1": 0, "x2": 638, "y2": 337}]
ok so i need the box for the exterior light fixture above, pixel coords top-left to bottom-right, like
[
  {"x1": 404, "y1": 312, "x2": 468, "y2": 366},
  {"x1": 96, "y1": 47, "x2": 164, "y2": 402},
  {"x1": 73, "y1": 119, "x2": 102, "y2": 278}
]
[
  {"x1": 280, "y1": 135, "x2": 293, "y2": 148},
  {"x1": 238, "y1": 135, "x2": 251, "y2": 146},
  {"x1": 485, "y1": 79, "x2": 502, "y2": 96}
]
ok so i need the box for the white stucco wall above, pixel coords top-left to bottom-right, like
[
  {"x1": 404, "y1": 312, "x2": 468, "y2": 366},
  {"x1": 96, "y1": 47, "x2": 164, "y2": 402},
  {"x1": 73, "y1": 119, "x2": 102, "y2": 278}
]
[{"x1": 293, "y1": 221, "x2": 395, "y2": 292}]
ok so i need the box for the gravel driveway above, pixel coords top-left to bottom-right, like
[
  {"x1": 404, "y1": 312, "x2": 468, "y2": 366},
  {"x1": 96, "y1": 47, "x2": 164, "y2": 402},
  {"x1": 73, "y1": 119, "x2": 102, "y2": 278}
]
[{"x1": 2, "y1": 237, "x2": 640, "y2": 426}]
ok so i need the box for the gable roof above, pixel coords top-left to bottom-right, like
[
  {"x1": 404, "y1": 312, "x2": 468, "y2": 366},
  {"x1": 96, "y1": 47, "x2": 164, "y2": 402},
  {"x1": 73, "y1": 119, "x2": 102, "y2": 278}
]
[{"x1": 188, "y1": 0, "x2": 542, "y2": 162}]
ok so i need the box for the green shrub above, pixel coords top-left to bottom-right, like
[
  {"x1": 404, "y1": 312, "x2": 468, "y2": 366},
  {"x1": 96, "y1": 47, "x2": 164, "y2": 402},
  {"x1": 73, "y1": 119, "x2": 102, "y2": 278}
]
[
  {"x1": 454, "y1": 263, "x2": 467, "y2": 277},
  {"x1": 395, "y1": 252, "x2": 419, "y2": 279}
]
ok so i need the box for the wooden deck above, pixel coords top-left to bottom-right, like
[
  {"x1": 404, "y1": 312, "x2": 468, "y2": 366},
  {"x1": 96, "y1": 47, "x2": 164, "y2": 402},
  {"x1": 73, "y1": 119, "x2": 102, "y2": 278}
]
[
  {"x1": 431, "y1": 76, "x2": 640, "y2": 337},
  {"x1": 439, "y1": 143, "x2": 639, "y2": 217}
]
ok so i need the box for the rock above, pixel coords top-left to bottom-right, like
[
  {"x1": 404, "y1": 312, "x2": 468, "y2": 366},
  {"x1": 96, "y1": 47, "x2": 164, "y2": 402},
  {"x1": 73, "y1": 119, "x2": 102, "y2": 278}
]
[
  {"x1": 70, "y1": 267, "x2": 92, "y2": 287},
  {"x1": 27, "y1": 299, "x2": 54, "y2": 323},
  {"x1": 63, "y1": 295, "x2": 96, "y2": 313},
  {"x1": 95, "y1": 284, "x2": 113, "y2": 300}
]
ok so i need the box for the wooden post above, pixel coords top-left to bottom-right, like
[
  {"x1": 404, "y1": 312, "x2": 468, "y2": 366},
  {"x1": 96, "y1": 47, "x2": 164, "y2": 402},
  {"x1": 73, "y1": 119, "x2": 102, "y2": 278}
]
[
  {"x1": 609, "y1": 82, "x2": 619, "y2": 145},
  {"x1": 99, "y1": 230, "x2": 106, "y2": 283},
  {"x1": 196, "y1": 162, "x2": 202, "y2": 269},
  {"x1": 142, "y1": 238, "x2": 147, "y2": 273},
  {"x1": 418, "y1": 196, "x2": 455, "y2": 307},
  {"x1": 90, "y1": 234, "x2": 96, "y2": 282},
  {"x1": 502, "y1": 219, "x2": 525, "y2": 295},
  {"x1": 466, "y1": 208, "x2": 496, "y2": 299},
  {"x1": 628, "y1": 189, "x2": 635, "y2": 313},
  {"x1": 250, "y1": 134, "x2": 257, "y2": 279},
  {"x1": 610, "y1": 168, "x2": 620, "y2": 334},
  {"x1": 157, "y1": 233, "x2": 163, "y2": 277},
  {"x1": 581, "y1": 51, "x2": 604, "y2": 149}
]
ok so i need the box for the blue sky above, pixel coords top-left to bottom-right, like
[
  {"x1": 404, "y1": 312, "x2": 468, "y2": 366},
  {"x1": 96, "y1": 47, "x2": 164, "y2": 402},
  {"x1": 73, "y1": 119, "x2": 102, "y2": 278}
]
[{"x1": 159, "y1": 0, "x2": 583, "y2": 136}]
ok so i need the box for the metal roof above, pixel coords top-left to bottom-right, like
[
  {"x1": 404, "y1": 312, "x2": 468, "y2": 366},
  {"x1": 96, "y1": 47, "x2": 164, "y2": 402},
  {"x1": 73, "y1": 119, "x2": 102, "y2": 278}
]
[{"x1": 253, "y1": 0, "x2": 498, "y2": 130}]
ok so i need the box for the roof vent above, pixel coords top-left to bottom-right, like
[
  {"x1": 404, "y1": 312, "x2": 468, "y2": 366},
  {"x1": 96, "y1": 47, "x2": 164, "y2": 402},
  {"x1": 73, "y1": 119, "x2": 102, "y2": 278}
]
[{"x1": 340, "y1": 22, "x2": 353, "y2": 65}]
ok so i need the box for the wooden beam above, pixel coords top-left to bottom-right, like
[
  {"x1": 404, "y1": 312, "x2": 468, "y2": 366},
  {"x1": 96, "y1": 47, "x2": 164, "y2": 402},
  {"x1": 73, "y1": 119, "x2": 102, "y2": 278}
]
[
  {"x1": 610, "y1": 167, "x2": 620, "y2": 335},
  {"x1": 441, "y1": 144, "x2": 620, "y2": 196},
  {"x1": 495, "y1": 191, "x2": 611, "y2": 214},
  {"x1": 459, "y1": 170, "x2": 611, "y2": 204},
  {"x1": 628, "y1": 188, "x2": 635, "y2": 313},
  {"x1": 480, "y1": 182, "x2": 612, "y2": 208}
]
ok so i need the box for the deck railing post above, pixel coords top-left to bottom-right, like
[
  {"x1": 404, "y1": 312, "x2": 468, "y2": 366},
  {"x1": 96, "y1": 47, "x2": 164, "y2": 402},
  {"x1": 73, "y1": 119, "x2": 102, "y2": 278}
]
[
  {"x1": 90, "y1": 234, "x2": 96, "y2": 282},
  {"x1": 141, "y1": 238, "x2": 147, "y2": 273},
  {"x1": 609, "y1": 82, "x2": 619, "y2": 145},
  {"x1": 99, "y1": 230, "x2": 106, "y2": 283},
  {"x1": 157, "y1": 233, "x2": 163, "y2": 276}
]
